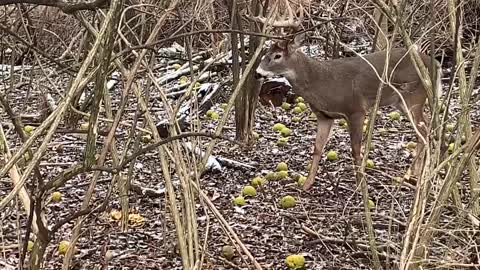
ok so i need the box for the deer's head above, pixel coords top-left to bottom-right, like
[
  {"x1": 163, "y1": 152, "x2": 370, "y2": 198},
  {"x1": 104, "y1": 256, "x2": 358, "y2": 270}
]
[{"x1": 255, "y1": 33, "x2": 305, "y2": 79}]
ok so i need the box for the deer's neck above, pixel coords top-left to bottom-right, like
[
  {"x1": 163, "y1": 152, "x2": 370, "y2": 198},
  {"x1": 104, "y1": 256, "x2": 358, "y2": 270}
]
[
  {"x1": 282, "y1": 53, "x2": 347, "y2": 117},
  {"x1": 283, "y1": 53, "x2": 329, "y2": 97}
]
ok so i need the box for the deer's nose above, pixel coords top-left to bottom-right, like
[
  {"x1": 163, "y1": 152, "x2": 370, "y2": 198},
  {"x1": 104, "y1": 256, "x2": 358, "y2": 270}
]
[{"x1": 254, "y1": 72, "x2": 265, "y2": 80}]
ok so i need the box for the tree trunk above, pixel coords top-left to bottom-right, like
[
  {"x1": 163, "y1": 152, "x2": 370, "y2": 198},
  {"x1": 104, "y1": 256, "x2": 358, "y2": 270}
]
[{"x1": 234, "y1": 0, "x2": 262, "y2": 143}]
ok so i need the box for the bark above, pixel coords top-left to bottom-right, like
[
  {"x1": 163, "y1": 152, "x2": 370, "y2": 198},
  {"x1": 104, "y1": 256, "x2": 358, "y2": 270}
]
[{"x1": 234, "y1": 0, "x2": 262, "y2": 143}]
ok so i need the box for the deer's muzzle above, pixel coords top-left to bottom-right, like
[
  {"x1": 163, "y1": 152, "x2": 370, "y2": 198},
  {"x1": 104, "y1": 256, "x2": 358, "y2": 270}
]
[
  {"x1": 255, "y1": 66, "x2": 275, "y2": 79},
  {"x1": 254, "y1": 72, "x2": 265, "y2": 80}
]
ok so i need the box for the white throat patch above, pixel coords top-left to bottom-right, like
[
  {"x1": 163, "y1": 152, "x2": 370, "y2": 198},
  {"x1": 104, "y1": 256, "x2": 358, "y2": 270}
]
[{"x1": 255, "y1": 66, "x2": 275, "y2": 77}]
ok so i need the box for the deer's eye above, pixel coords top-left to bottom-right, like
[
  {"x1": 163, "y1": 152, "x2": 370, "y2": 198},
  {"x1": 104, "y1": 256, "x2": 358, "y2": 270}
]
[{"x1": 273, "y1": 54, "x2": 281, "y2": 60}]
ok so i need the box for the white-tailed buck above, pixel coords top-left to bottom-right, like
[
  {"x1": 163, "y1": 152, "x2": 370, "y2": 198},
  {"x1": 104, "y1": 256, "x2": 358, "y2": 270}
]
[{"x1": 255, "y1": 34, "x2": 442, "y2": 190}]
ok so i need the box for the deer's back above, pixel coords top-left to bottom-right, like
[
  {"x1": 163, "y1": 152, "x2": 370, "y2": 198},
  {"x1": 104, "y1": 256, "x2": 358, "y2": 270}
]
[
  {"x1": 298, "y1": 48, "x2": 433, "y2": 116},
  {"x1": 323, "y1": 48, "x2": 433, "y2": 84}
]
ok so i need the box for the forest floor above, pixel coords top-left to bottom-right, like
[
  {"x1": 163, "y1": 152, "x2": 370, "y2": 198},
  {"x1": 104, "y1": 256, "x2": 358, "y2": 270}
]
[{"x1": 1, "y1": 52, "x2": 479, "y2": 270}]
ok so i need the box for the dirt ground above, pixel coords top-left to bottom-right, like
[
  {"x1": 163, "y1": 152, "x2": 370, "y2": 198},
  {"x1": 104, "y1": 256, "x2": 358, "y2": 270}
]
[{"x1": 1, "y1": 53, "x2": 479, "y2": 270}]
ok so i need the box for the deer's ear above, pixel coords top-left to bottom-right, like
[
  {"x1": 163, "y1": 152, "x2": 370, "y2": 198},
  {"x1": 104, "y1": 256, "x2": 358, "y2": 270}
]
[{"x1": 289, "y1": 33, "x2": 306, "y2": 51}]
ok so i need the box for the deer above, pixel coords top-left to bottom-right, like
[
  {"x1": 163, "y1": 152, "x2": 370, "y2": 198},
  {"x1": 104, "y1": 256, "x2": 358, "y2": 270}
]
[{"x1": 255, "y1": 33, "x2": 442, "y2": 190}]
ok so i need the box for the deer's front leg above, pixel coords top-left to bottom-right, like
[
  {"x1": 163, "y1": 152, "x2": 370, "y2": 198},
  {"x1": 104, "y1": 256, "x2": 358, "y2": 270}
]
[
  {"x1": 347, "y1": 112, "x2": 366, "y2": 167},
  {"x1": 303, "y1": 117, "x2": 334, "y2": 190}
]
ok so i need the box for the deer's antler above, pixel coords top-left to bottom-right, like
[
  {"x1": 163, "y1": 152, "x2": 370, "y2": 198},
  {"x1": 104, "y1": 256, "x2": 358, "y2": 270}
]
[{"x1": 245, "y1": 0, "x2": 304, "y2": 30}]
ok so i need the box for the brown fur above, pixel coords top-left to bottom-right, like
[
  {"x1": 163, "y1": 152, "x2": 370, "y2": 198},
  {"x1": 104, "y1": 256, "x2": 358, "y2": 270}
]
[{"x1": 256, "y1": 36, "x2": 441, "y2": 190}]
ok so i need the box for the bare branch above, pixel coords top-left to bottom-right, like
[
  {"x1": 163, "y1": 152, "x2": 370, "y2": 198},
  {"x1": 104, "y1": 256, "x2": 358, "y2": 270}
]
[
  {"x1": 0, "y1": 0, "x2": 109, "y2": 13},
  {"x1": 244, "y1": 0, "x2": 303, "y2": 29}
]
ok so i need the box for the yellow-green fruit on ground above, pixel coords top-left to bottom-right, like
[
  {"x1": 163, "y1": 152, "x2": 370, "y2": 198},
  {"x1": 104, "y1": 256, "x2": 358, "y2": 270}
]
[
  {"x1": 281, "y1": 102, "x2": 291, "y2": 110},
  {"x1": 179, "y1": 75, "x2": 189, "y2": 84},
  {"x1": 266, "y1": 172, "x2": 277, "y2": 181},
  {"x1": 58, "y1": 240, "x2": 70, "y2": 255},
  {"x1": 367, "y1": 199, "x2": 376, "y2": 209},
  {"x1": 285, "y1": 254, "x2": 305, "y2": 269},
  {"x1": 276, "y1": 170, "x2": 288, "y2": 179},
  {"x1": 273, "y1": 123, "x2": 286, "y2": 132},
  {"x1": 366, "y1": 159, "x2": 375, "y2": 168},
  {"x1": 27, "y1": 241, "x2": 34, "y2": 252},
  {"x1": 105, "y1": 250, "x2": 114, "y2": 262},
  {"x1": 141, "y1": 134, "x2": 152, "y2": 143},
  {"x1": 308, "y1": 112, "x2": 317, "y2": 120},
  {"x1": 51, "y1": 191, "x2": 62, "y2": 202},
  {"x1": 242, "y1": 186, "x2": 257, "y2": 197},
  {"x1": 210, "y1": 112, "x2": 219, "y2": 120},
  {"x1": 391, "y1": 176, "x2": 403, "y2": 185},
  {"x1": 292, "y1": 116, "x2": 301, "y2": 123},
  {"x1": 406, "y1": 141, "x2": 417, "y2": 149},
  {"x1": 446, "y1": 123, "x2": 455, "y2": 132},
  {"x1": 24, "y1": 125, "x2": 34, "y2": 134},
  {"x1": 222, "y1": 245, "x2": 235, "y2": 260},
  {"x1": 293, "y1": 106, "x2": 302, "y2": 113},
  {"x1": 220, "y1": 103, "x2": 228, "y2": 110},
  {"x1": 378, "y1": 128, "x2": 387, "y2": 135},
  {"x1": 252, "y1": 131, "x2": 260, "y2": 139},
  {"x1": 280, "y1": 128, "x2": 292, "y2": 137},
  {"x1": 448, "y1": 143, "x2": 455, "y2": 153},
  {"x1": 206, "y1": 110, "x2": 214, "y2": 117},
  {"x1": 297, "y1": 176, "x2": 307, "y2": 186},
  {"x1": 277, "y1": 137, "x2": 288, "y2": 146},
  {"x1": 295, "y1": 96, "x2": 304, "y2": 103},
  {"x1": 80, "y1": 123, "x2": 89, "y2": 130},
  {"x1": 172, "y1": 63, "x2": 181, "y2": 70},
  {"x1": 276, "y1": 162, "x2": 288, "y2": 171},
  {"x1": 280, "y1": 195, "x2": 296, "y2": 208},
  {"x1": 297, "y1": 102, "x2": 307, "y2": 111},
  {"x1": 233, "y1": 196, "x2": 246, "y2": 206},
  {"x1": 251, "y1": 176, "x2": 265, "y2": 187},
  {"x1": 338, "y1": 119, "x2": 347, "y2": 127},
  {"x1": 388, "y1": 111, "x2": 401, "y2": 121},
  {"x1": 326, "y1": 150, "x2": 338, "y2": 161},
  {"x1": 194, "y1": 82, "x2": 201, "y2": 88}
]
